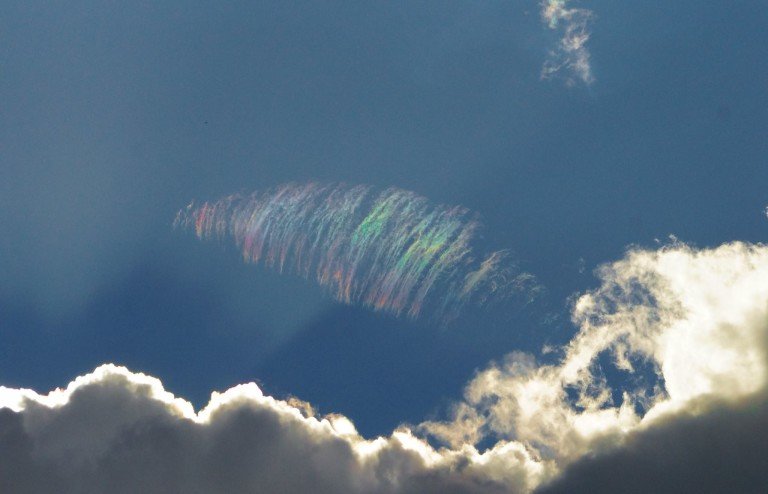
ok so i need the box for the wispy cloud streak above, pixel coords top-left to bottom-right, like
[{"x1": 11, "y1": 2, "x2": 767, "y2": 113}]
[
  {"x1": 540, "y1": 0, "x2": 595, "y2": 85},
  {"x1": 175, "y1": 183, "x2": 536, "y2": 323}
]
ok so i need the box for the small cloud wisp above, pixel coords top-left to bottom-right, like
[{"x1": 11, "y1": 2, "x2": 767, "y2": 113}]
[{"x1": 540, "y1": 0, "x2": 595, "y2": 85}]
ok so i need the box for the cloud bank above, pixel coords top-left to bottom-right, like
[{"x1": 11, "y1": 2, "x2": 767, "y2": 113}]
[
  {"x1": 0, "y1": 365, "x2": 537, "y2": 494},
  {"x1": 2, "y1": 241, "x2": 767, "y2": 493},
  {"x1": 540, "y1": 0, "x2": 595, "y2": 85}
]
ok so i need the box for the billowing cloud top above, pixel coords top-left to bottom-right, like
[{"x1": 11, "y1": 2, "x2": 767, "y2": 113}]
[{"x1": 2, "y1": 241, "x2": 767, "y2": 493}]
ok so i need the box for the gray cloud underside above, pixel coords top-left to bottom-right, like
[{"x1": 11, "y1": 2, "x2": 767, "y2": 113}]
[
  {"x1": 0, "y1": 371, "x2": 513, "y2": 494},
  {"x1": 535, "y1": 392, "x2": 768, "y2": 494},
  {"x1": 1, "y1": 371, "x2": 766, "y2": 494}
]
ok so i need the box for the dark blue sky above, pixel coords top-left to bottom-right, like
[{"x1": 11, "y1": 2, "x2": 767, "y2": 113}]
[{"x1": 1, "y1": 1, "x2": 766, "y2": 437}]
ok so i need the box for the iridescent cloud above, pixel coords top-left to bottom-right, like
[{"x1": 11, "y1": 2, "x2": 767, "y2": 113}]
[{"x1": 175, "y1": 182, "x2": 534, "y2": 322}]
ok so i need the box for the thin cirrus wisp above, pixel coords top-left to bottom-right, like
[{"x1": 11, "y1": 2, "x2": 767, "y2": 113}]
[{"x1": 175, "y1": 182, "x2": 532, "y2": 323}]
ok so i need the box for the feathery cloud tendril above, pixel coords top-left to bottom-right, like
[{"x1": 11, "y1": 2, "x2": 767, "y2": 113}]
[
  {"x1": 540, "y1": 0, "x2": 595, "y2": 85},
  {"x1": 175, "y1": 183, "x2": 536, "y2": 323}
]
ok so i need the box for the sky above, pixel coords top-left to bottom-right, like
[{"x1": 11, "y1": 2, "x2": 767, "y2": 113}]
[{"x1": 1, "y1": 1, "x2": 767, "y2": 493}]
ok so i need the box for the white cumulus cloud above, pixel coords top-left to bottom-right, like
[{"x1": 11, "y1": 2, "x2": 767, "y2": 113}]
[
  {"x1": 0, "y1": 364, "x2": 547, "y2": 494},
  {"x1": 422, "y1": 241, "x2": 768, "y2": 489}
]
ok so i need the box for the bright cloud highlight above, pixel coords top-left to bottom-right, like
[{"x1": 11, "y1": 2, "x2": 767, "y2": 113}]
[{"x1": 422, "y1": 240, "x2": 768, "y2": 488}]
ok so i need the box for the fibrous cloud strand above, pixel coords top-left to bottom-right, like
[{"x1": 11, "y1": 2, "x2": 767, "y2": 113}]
[{"x1": 175, "y1": 183, "x2": 536, "y2": 323}]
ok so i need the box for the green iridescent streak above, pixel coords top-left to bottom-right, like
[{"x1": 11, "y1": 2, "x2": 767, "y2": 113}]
[
  {"x1": 352, "y1": 201, "x2": 394, "y2": 245},
  {"x1": 400, "y1": 231, "x2": 446, "y2": 272}
]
